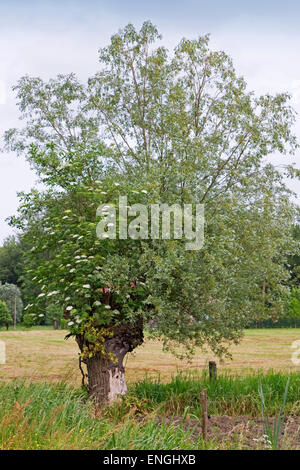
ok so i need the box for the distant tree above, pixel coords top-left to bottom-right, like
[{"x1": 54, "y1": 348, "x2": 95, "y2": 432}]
[
  {"x1": 0, "y1": 283, "x2": 23, "y2": 325},
  {"x1": 45, "y1": 303, "x2": 65, "y2": 329},
  {"x1": 287, "y1": 223, "x2": 300, "y2": 287},
  {"x1": 289, "y1": 288, "x2": 300, "y2": 327},
  {"x1": 0, "y1": 300, "x2": 12, "y2": 330},
  {"x1": 22, "y1": 312, "x2": 36, "y2": 328},
  {"x1": 0, "y1": 236, "x2": 24, "y2": 286},
  {"x1": 0, "y1": 235, "x2": 40, "y2": 305}
]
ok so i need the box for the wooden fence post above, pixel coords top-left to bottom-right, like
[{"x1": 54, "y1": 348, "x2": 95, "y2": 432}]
[
  {"x1": 201, "y1": 388, "x2": 208, "y2": 441},
  {"x1": 209, "y1": 361, "x2": 217, "y2": 381}
]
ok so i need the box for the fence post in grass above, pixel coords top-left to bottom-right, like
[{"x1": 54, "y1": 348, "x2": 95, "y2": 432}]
[
  {"x1": 209, "y1": 361, "x2": 217, "y2": 381},
  {"x1": 53, "y1": 317, "x2": 58, "y2": 330},
  {"x1": 201, "y1": 388, "x2": 208, "y2": 441}
]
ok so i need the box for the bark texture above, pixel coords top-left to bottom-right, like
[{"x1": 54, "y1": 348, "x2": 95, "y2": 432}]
[{"x1": 76, "y1": 321, "x2": 143, "y2": 405}]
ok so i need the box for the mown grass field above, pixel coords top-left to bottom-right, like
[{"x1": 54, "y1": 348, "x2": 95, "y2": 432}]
[
  {"x1": 0, "y1": 328, "x2": 299, "y2": 384},
  {"x1": 1, "y1": 328, "x2": 300, "y2": 450}
]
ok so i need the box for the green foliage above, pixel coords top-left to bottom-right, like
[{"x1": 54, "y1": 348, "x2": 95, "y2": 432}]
[
  {"x1": 0, "y1": 372, "x2": 300, "y2": 449},
  {"x1": 131, "y1": 370, "x2": 300, "y2": 417},
  {"x1": 0, "y1": 380, "x2": 205, "y2": 450},
  {"x1": 259, "y1": 378, "x2": 290, "y2": 449},
  {"x1": 0, "y1": 300, "x2": 12, "y2": 327},
  {"x1": 0, "y1": 236, "x2": 24, "y2": 286},
  {"x1": 289, "y1": 288, "x2": 300, "y2": 320},
  {"x1": 22, "y1": 312, "x2": 37, "y2": 328},
  {"x1": 287, "y1": 223, "x2": 300, "y2": 287},
  {"x1": 4, "y1": 21, "x2": 299, "y2": 358},
  {"x1": 0, "y1": 283, "x2": 23, "y2": 323},
  {"x1": 45, "y1": 303, "x2": 65, "y2": 328}
]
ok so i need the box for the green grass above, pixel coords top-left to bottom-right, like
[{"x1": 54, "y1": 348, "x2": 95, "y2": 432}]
[
  {"x1": 0, "y1": 325, "x2": 54, "y2": 331},
  {"x1": 1, "y1": 370, "x2": 300, "y2": 449},
  {"x1": 130, "y1": 370, "x2": 300, "y2": 417},
  {"x1": 0, "y1": 380, "x2": 206, "y2": 450}
]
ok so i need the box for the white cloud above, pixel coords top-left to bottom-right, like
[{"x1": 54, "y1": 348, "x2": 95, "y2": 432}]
[
  {"x1": 0, "y1": 81, "x2": 6, "y2": 105},
  {"x1": 291, "y1": 80, "x2": 300, "y2": 105}
]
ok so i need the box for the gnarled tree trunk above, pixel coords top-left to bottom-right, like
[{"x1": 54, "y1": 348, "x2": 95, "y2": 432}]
[{"x1": 76, "y1": 322, "x2": 143, "y2": 405}]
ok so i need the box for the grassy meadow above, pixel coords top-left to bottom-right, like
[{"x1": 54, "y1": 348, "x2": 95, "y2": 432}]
[
  {"x1": 1, "y1": 328, "x2": 300, "y2": 450},
  {"x1": 0, "y1": 328, "x2": 300, "y2": 384}
]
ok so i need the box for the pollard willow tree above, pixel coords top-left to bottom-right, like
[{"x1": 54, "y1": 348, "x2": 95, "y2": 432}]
[{"x1": 4, "y1": 22, "x2": 299, "y2": 404}]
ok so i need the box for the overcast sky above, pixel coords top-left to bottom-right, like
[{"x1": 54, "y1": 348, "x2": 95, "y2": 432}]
[{"x1": 0, "y1": 0, "x2": 300, "y2": 242}]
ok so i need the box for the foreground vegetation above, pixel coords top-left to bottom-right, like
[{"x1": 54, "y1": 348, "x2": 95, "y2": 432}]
[
  {"x1": 1, "y1": 329, "x2": 300, "y2": 449},
  {"x1": 1, "y1": 370, "x2": 300, "y2": 450}
]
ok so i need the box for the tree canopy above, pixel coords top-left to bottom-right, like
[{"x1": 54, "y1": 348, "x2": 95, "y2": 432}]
[
  {"x1": 0, "y1": 283, "x2": 23, "y2": 324},
  {"x1": 0, "y1": 236, "x2": 24, "y2": 287},
  {"x1": 4, "y1": 21, "x2": 299, "y2": 402},
  {"x1": 0, "y1": 300, "x2": 12, "y2": 329}
]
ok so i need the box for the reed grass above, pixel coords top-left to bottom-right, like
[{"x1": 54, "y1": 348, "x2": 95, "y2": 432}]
[{"x1": 1, "y1": 370, "x2": 300, "y2": 450}]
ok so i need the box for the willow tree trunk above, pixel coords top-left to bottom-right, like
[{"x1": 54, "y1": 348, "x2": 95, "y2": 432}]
[{"x1": 76, "y1": 322, "x2": 143, "y2": 405}]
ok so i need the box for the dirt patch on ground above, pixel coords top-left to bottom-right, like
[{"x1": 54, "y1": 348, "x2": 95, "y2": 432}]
[{"x1": 162, "y1": 415, "x2": 300, "y2": 449}]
